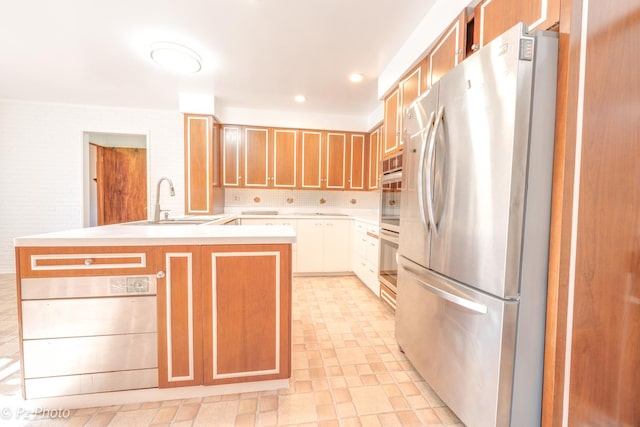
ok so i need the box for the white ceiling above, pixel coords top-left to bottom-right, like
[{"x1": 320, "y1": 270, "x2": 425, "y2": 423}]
[{"x1": 0, "y1": 0, "x2": 438, "y2": 118}]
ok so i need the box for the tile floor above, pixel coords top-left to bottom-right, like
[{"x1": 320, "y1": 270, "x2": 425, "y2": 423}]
[{"x1": 0, "y1": 273, "x2": 463, "y2": 426}]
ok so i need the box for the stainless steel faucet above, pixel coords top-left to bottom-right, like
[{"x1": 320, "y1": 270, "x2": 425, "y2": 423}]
[{"x1": 153, "y1": 177, "x2": 175, "y2": 222}]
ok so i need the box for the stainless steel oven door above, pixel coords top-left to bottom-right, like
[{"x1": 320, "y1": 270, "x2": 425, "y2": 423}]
[
  {"x1": 380, "y1": 171, "x2": 402, "y2": 233},
  {"x1": 379, "y1": 229, "x2": 399, "y2": 289}
]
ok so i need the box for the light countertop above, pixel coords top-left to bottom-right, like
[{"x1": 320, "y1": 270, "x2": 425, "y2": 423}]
[{"x1": 14, "y1": 212, "x2": 379, "y2": 247}]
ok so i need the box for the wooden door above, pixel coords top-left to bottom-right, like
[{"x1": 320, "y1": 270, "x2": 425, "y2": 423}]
[
  {"x1": 368, "y1": 127, "x2": 380, "y2": 190},
  {"x1": 300, "y1": 131, "x2": 323, "y2": 189},
  {"x1": 95, "y1": 145, "x2": 147, "y2": 225},
  {"x1": 201, "y1": 244, "x2": 291, "y2": 385},
  {"x1": 425, "y1": 11, "x2": 466, "y2": 90},
  {"x1": 383, "y1": 89, "x2": 399, "y2": 158},
  {"x1": 184, "y1": 114, "x2": 212, "y2": 215},
  {"x1": 542, "y1": 0, "x2": 640, "y2": 425},
  {"x1": 325, "y1": 132, "x2": 346, "y2": 189},
  {"x1": 473, "y1": 0, "x2": 560, "y2": 49},
  {"x1": 156, "y1": 246, "x2": 203, "y2": 388},
  {"x1": 222, "y1": 126, "x2": 243, "y2": 187},
  {"x1": 244, "y1": 127, "x2": 269, "y2": 187},
  {"x1": 348, "y1": 133, "x2": 366, "y2": 190},
  {"x1": 271, "y1": 129, "x2": 297, "y2": 188}
]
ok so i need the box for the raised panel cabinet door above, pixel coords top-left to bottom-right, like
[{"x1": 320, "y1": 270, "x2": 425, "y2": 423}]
[
  {"x1": 212, "y1": 123, "x2": 221, "y2": 188},
  {"x1": 426, "y1": 12, "x2": 466, "y2": 89},
  {"x1": 222, "y1": 126, "x2": 243, "y2": 187},
  {"x1": 201, "y1": 244, "x2": 292, "y2": 385},
  {"x1": 184, "y1": 114, "x2": 213, "y2": 215},
  {"x1": 348, "y1": 134, "x2": 366, "y2": 190},
  {"x1": 325, "y1": 132, "x2": 346, "y2": 189},
  {"x1": 383, "y1": 89, "x2": 400, "y2": 158},
  {"x1": 399, "y1": 67, "x2": 421, "y2": 146},
  {"x1": 300, "y1": 131, "x2": 323, "y2": 189},
  {"x1": 473, "y1": 0, "x2": 560, "y2": 49},
  {"x1": 244, "y1": 127, "x2": 269, "y2": 187},
  {"x1": 156, "y1": 247, "x2": 203, "y2": 388},
  {"x1": 368, "y1": 128, "x2": 380, "y2": 189},
  {"x1": 272, "y1": 129, "x2": 297, "y2": 188}
]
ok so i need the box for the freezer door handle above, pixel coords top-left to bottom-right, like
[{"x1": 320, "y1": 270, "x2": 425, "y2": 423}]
[
  {"x1": 425, "y1": 105, "x2": 444, "y2": 236},
  {"x1": 417, "y1": 111, "x2": 435, "y2": 234},
  {"x1": 402, "y1": 262, "x2": 488, "y2": 314}
]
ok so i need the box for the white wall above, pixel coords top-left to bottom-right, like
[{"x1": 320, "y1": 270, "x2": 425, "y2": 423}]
[{"x1": 0, "y1": 100, "x2": 184, "y2": 273}]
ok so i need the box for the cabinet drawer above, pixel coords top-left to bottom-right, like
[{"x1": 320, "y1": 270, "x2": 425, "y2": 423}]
[{"x1": 17, "y1": 246, "x2": 155, "y2": 278}]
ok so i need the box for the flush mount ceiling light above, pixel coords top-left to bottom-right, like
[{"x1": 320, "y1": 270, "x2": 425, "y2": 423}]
[
  {"x1": 349, "y1": 73, "x2": 364, "y2": 83},
  {"x1": 150, "y1": 41, "x2": 202, "y2": 73},
  {"x1": 294, "y1": 94, "x2": 306, "y2": 103}
]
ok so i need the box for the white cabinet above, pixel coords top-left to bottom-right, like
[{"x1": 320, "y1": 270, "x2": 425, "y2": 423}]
[
  {"x1": 352, "y1": 220, "x2": 380, "y2": 295},
  {"x1": 240, "y1": 218, "x2": 298, "y2": 273},
  {"x1": 296, "y1": 218, "x2": 351, "y2": 273}
]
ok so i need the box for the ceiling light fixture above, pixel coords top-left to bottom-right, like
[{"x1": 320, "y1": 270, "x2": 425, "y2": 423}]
[
  {"x1": 294, "y1": 95, "x2": 306, "y2": 103},
  {"x1": 150, "y1": 41, "x2": 202, "y2": 73},
  {"x1": 349, "y1": 73, "x2": 364, "y2": 83}
]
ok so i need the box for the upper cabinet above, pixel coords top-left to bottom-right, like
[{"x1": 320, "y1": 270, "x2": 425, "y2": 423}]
[
  {"x1": 221, "y1": 125, "x2": 243, "y2": 187},
  {"x1": 347, "y1": 133, "x2": 366, "y2": 190},
  {"x1": 271, "y1": 129, "x2": 298, "y2": 188},
  {"x1": 300, "y1": 131, "x2": 323, "y2": 189},
  {"x1": 424, "y1": 10, "x2": 467, "y2": 90},
  {"x1": 325, "y1": 132, "x2": 347, "y2": 189},
  {"x1": 184, "y1": 114, "x2": 218, "y2": 215},
  {"x1": 473, "y1": 0, "x2": 560, "y2": 50},
  {"x1": 383, "y1": 89, "x2": 400, "y2": 158},
  {"x1": 243, "y1": 127, "x2": 270, "y2": 187},
  {"x1": 368, "y1": 126, "x2": 381, "y2": 190}
]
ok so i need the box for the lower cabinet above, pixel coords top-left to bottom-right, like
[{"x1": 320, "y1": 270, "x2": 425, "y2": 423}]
[
  {"x1": 156, "y1": 244, "x2": 292, "y2": 388},
  {"x1": 296, "y1": 219, "x2": 351, "y2": 273},
  {"x1": 352, "y1": 220, "x2": 380, "y2": 294},
  {"x1": 240, "y1": 218, "x2": 298, "y2": 273}
]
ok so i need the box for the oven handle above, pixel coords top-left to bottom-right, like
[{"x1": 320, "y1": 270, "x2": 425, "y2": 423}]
[
  {"x1": 379, "y1": 229, "x2": 399, "y2": 245},
  {"x1": 381, "y1": 170, "x2": 403, "y2": 184}
]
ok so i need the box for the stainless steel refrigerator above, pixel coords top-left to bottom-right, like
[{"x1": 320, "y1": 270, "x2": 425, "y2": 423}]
[{"x1": 396, "y1": 23, "x2": 558, "y2": 427}]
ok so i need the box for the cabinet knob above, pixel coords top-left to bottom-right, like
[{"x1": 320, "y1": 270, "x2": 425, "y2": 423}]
[
  {"x1": 156, "y1": 271, "x2": 166, "y2": 279},
  {"x1": 471, "y1": 44, "x2": 480, "y2": 52},
  {"x1": 84, "y1": 258, "x2": 93, "y2": 265}
]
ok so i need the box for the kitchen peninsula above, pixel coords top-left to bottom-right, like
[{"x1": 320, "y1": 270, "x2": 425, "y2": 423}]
[{"x1": 13, "y1": 216, "x2": 295, "y2": 408}]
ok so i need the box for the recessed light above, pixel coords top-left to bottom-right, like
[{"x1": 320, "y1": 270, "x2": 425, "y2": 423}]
[
  {"x1": 349, "y1": 73, "x2": 364, "y2": 83},
  {"x1": 294, "y1": 95, "x2": 306, "y2": 103},
  {"x1": 150, "y1": 41, "x2": 202, "y2": 73}
]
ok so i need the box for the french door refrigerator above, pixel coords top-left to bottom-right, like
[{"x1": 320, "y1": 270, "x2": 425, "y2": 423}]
[{"x1": 396, "y1": 23, "x2": 558, "y2": 427}]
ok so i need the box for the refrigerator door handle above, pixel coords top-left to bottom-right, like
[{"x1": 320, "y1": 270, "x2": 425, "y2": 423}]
[
  {"x1": 426, "y1": 105, "x2": 444, "y2": 236},
  {"x1": 402, "y1": 261, "x2": 488, "y2": 315},
  {"x1": 417, "y1": 111, "x2": 435, "y2": 234}
]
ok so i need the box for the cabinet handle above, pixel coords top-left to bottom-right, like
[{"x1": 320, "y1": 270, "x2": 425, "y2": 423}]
[
  {"x1": 84, "y1": 258, "x2": 93, "y2": 265},
  {"x1": 156, "y1": 271, "x2": 166, "y2": 279}
]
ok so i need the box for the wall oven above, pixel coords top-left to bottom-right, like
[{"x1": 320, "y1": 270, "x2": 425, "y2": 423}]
[{"x1": 378, "y1": 154, "x2": 402, "y2": 311}]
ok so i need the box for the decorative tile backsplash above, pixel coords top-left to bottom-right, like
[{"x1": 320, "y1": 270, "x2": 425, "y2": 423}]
[{"x1": 224, "y1": 188, "x2": 380, "y2": 216}]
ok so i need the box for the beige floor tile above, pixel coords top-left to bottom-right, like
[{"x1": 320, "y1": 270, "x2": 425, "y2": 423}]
[
  {"x1": 277, "y1": 393, "x2": 317, "y2": 425},
  {"x1": 434, "y1": 406, "x2": 462, "y2": 424},
  {"x1": 85, "y1": 412, "x2": 116, "y2": 427},
  {"x1": 238, "y1": 397, "x2": 258, "y2": 413},
  {"x1": 350, "y1": 386, "x2": 394, "y2": 416},
  {"x1": 151, "y1": 406, "x2": 177, "y2": 424},
  {"x1": 106, "y1": 408, "x2": 158, "y2": 426},
  {"x1": 235, "y1": 413, "x2": 256, "y2": 426},
  {"x1": 415, "y1": 408, "x2": 444, "y2": 425},
  {"x1": 193, "y1": 401, "x2": 238, "y2": 426}
]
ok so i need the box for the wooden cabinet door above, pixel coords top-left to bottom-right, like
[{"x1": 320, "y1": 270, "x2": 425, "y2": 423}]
[
  {"x1": 425, "y1": 11, "x2": 466, "y2": 90},
  {"x1": 222, "y1": 126, "x2": 243, "y2": 187},
  {"x1": 184, "y1": 114, "x2": 213, "y2": 215},
  {"x1": 156, "y1": 247, "x2": 203, "y2": 388},
  {"x1": 201, "y1": 244, "x2": 291, "y2": 385},
  {"x1": 383, "y1": 89, "x2": 400, "y2": 158},
  {"x1": 473, "y1": 0, "x2": 560, "y2": 49},
  {"x1": 325, "y1": 132, "x2": 347, "y2": 189},
  {"x1": 271, "y1": 129, "x2": 298, "y2": 188},
  {"x1": 300, "y1": 131, "x2": 323, "y2": 189},
  {"x1": 244, "y1": 127, "x2": 269, "y2": 187},
  {"x1": 368, "y1": 127, "x2": 380, "y2": 190},
  {"x1": 347, "y1": 133, "x2": 366, "y2": 190},
  {"x1": 399, "y1": 67, "x2": 421, "y2": 145}
]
